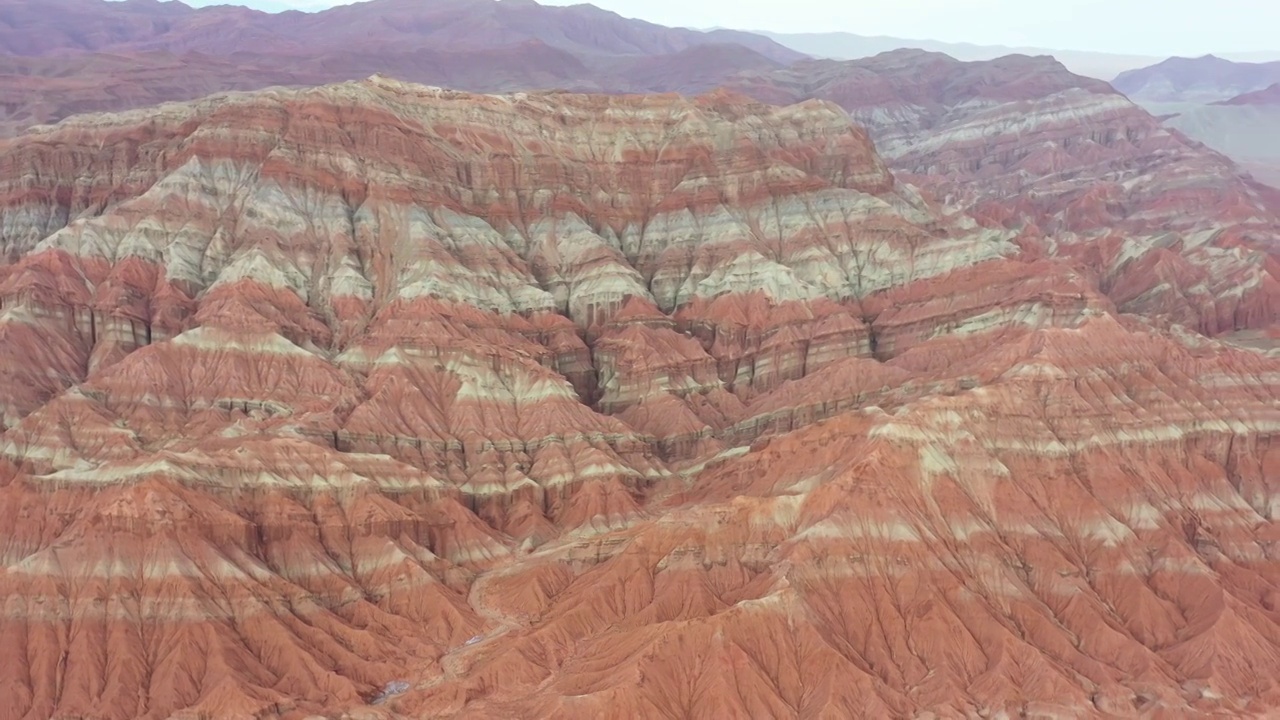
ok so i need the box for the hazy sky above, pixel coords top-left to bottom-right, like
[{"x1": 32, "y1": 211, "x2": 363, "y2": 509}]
[{"x1": 184, "y1": 0, "x2": 1280, "y2": 57}]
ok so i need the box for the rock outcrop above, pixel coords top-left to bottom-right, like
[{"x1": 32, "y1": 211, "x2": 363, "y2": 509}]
[
  {"x1": 728, "y1": 50, "x2": 1280, "y2": 336},
  {"x1": 0, "y1": 76, "x2": 1277, "y2": 719}
]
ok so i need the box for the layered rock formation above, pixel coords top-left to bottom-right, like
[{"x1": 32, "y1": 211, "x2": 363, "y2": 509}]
[
  {"x1": 0, "y1": 76, "x2": 1277, "y2": 719},
  {"x1": 1110, "y1": 57, "x2": 1280, "y2": 194},
  {"x1": 395, "y1": 315, "x2": 1280, "y2": 718},
  {"x1": 728, "y1": 50, "x2": 1280, "y2": 336},
  {"x1": 0, "y1": 79, "x2": 1013, "y2": 718},
  {"x1": 1220, "y1": 83, "x2": 1280, "y2": 106}
]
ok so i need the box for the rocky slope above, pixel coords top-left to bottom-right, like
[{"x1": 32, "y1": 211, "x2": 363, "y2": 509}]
[
  {"x1": 1114, "y1": 68, "x2": 1280, "y2": 193},
  {"x1": 0, "y1": 51, "x2": 309, "y2": 137},
  {"x1": 1220, "y1": 83, "x2": 1280, "y2": 106},
  {"x1": 0, "y1": 78, "x2": 1002, "y2": 718},
  {"x1": 728, "y1": 50, "x2": 1280, "y2": 336},
  {"x1": 0, "y1": 77, "x2": 1277, "y2": 718},
  {"x1": 397, "y1": 316, "x2": 1280, "y2": 718}
]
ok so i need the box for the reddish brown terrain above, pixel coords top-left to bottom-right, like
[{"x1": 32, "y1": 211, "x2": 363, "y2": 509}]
[
  {"x1": 2, "y1": 4, "x2": 1280, "y2": 718},
  {"x1": 0, "y1": 42, "x2": 792, "y2": 136},
  {"x1": 0, "y1": 55, "x2": 1278, "y2": 719},
  {"x1": 0, "y1": 0, "x2": 800, "y2": 136},
  {"x1": 728, "y1": 50, "x2": 1280, "y2": 334}
]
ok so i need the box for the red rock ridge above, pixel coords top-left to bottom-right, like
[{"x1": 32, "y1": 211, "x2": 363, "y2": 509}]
[
  {"x1": 0, "y1": 78, "x2": 1276, "y2": 718},
  {"x1": 728, "y1": 49, "x2": 1280, "y2": 337}
]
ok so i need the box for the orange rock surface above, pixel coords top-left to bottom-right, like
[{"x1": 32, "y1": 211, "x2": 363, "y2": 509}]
[{"x1": 0, "y1": 76, "x2": 1277, "y2": 719}]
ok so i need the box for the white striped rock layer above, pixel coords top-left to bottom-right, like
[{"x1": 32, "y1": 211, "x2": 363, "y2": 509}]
[{"x1": 0, "y1": 78, "x2": 1276, "y2": 718}]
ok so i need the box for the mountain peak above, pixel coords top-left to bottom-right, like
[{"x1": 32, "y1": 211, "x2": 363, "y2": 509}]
[{"x1": 1115, "y1": 53, "x2": 1280, "y2": 102}]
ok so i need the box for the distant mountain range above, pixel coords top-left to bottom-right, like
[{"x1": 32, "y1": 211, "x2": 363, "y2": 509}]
[
  {"x1": 5, "y1": 0, "x2": 1280, "y2": 177},
  {"x1": 1113, "y1": 55, "x2": 1280, "y2": 103},
  {"x1": 748, "y1": 30, "x2": 1280, "y2": 190},
  {"x1": 755, "y1": 30, "x2": 1280, "y2": 81},
  {"x1": 1110, "y1": 55, "x2": 1280, "y2": 189},
  {"x1": 0, "y1": 0, "x2": 803, "y2": 61}
]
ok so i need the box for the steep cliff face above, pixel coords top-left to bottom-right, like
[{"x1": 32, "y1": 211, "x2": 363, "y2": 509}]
[
  {"x1": 729, "y1": 50, "x2": 1280, "y2": 337},
  {"x1": 0, "y1": 78, "x2": 1277, "y2": 719}
]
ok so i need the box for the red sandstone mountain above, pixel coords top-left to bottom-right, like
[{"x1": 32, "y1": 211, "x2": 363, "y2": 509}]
[
  {"x1": 0, "y1": 73, "x2": 1278, "y2": 718},
  {"x1": 728, "y1": 50, "x2": 1280, "y2": 335},
  {"x1": 1107, "y1": 57, "x2": 1280, "y2": 192}
]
